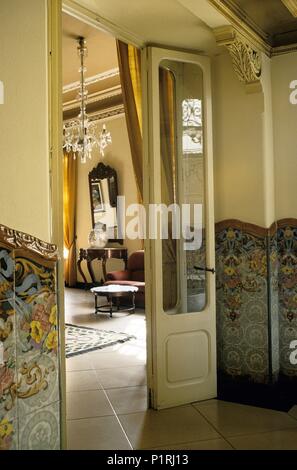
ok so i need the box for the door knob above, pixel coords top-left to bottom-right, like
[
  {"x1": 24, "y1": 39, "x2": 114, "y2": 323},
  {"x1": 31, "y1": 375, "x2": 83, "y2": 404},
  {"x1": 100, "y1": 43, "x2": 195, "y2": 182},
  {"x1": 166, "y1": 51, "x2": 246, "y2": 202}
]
[{"x1": 194, "y1": 265, "x2": 215, "y2": 274}]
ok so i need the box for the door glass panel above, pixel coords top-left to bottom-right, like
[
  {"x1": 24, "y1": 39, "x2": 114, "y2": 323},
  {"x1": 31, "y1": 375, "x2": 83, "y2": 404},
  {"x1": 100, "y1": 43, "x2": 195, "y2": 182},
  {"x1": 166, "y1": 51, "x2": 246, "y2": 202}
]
[{"x1": 159, "y1": 60, "x2": 207, "y2": 314}]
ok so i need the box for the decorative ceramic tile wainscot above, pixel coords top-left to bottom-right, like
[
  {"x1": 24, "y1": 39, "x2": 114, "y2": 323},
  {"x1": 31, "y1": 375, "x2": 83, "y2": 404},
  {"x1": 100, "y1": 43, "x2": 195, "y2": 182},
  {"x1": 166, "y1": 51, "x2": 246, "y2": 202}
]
[
  {"x1": 0, "y1": 224, "x2": 61, "y2": 450},
  {"x1": 215, "y1": 219, "x2": 297, "y2": 386}
]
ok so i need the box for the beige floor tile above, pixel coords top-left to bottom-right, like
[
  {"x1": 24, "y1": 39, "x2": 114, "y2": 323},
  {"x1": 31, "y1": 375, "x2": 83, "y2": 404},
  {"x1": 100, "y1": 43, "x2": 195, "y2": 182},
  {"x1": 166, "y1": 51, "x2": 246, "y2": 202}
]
[
  {"x1": 67, "y1": 390, "x2": 114, "y2": 420},
  {"x1": 229, "y1": 428, "x2": 297, "y2": 450},
  {"x1": 289, "y1": 405, "x2": 297, "y2": 420},
  {"x1": 67, "y1": 416, "x2": 131, "y2": 450},
  {"x1": 95, "y1": 365, "x2": 147, "y2": 389},
  {"x1": 89, "y1": 347, "x2": 146, "y2": 370},
  {"x1": 66, "y1": 370, "x2": 102, "y2": 392},
  {"x1": 152, "y1": 438, "x2": 233, "y2": 450},
  {"x1": 194, "y1": 400, "x2": 297, "y2": 437},
  {"x1": 106, "y1": 386, "x2": 148, "y2": 414},
  {"x1": 119, "y1": 405, "x2": 219, "y2": 449},
  {"x1": 66, "y1": 354, "x2": 94, "y2": 372}
]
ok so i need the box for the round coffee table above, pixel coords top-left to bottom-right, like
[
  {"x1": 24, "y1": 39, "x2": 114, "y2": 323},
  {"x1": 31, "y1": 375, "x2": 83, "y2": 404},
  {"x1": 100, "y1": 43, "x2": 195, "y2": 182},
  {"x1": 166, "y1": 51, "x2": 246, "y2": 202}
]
[{"x1": 90, "y1": 285, "x2": 139, "y2": 318}]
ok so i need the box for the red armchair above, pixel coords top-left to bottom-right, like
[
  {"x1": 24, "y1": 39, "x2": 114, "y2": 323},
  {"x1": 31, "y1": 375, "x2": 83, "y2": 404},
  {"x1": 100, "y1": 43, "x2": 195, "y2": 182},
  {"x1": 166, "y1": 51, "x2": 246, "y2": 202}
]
[{"x1": 104, "y1": 250, "x2": 145, "y2": 308}]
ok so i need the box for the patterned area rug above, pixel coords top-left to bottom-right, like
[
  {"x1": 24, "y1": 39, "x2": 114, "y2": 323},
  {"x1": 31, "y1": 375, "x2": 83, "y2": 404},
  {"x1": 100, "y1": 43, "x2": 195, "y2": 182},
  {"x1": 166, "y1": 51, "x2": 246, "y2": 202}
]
[{"x1": 65, "y1": 323, "x2": 135, "y2": 358}]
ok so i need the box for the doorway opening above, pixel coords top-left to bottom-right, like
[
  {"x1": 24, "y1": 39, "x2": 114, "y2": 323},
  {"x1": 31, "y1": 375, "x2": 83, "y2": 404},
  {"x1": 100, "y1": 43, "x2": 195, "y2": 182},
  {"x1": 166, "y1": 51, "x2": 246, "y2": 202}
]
[{"x1": 62, "y1": 11, "x2": 147, "y2": 449}]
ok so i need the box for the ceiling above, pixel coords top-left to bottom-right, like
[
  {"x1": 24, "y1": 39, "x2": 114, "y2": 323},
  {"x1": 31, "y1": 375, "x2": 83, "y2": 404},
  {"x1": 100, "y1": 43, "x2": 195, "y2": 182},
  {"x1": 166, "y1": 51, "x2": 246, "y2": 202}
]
[
  {"x1": 62, "y1": 12, "x2": 121, "y2": 118},
  {"x1": 74, "y1": 0, "x2": 297, "y2": 50},
  {"x1": 74, "y1": 0, "x2": 222, "y2": 52},
  {"x1": 220, "y1": 0, "x2": 297, "y2": 46}
]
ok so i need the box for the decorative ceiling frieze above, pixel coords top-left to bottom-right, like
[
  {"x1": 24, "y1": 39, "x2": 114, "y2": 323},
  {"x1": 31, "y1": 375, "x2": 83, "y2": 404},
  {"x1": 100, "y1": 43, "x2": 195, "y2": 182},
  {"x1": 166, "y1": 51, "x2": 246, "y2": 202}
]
[
  {"x1": 281, "y1": 0, "x2": 297, "y2": 18},
  {"x1": 214, "y1": 26, "x2": 262, "y2": 91}
]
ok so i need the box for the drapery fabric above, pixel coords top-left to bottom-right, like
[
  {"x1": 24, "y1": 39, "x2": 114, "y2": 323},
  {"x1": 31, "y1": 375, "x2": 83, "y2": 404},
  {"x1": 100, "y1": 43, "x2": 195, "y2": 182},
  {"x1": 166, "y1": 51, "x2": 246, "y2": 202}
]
[
  {"x1": 159, "y1": 68, "x2": 178, "y2": 311},
  {"x1": 63, "y1": 151, "x2": 77, "y2": 286},
  {"x1": 116, "y1": 40, "x2": 143, "y2": 201}
]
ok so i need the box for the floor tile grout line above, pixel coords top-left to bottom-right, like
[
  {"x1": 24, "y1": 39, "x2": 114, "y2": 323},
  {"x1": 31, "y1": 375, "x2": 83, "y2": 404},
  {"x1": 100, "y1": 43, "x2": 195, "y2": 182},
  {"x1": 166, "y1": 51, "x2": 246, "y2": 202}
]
[
  {"x1": 192, "y1": 404, "x2": 297, "y2": 442},
  {"x1": 191, "y1": 404, "x2": 237, "y2": 450},
  {"x1": 140, "y1": 434, "x2": 234, "y2": 450},
  {"x1": 67, "y1": 413, "x2": 115, "y2": 422},
  {"x1": 100, "y1": 387, "x2": 134, "y2": 450},
  {"x1": 225, "y1": 424, "x2": 297, "y2": 441}
]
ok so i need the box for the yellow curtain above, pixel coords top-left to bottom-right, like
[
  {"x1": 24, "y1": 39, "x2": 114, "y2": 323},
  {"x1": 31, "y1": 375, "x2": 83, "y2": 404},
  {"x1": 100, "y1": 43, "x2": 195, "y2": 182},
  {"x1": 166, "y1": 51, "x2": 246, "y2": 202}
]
[
  {"x1": 159, "y1": 68, "x2": 178, "y2": 311},
  {"x1": 63, "y1": 151, "x2": 77, "y2": 286},
  {"x1": 116, "y1": 40, "x2": 143, "y2": 201}
]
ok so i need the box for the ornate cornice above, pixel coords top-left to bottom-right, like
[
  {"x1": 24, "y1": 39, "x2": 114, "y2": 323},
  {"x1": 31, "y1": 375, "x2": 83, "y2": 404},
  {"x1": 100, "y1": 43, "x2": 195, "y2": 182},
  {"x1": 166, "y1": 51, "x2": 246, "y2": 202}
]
[
  {"x1": 63, "y1": 85, "x2": 122, "y2": 112},
  {"x1": 0, "y1": 224, "x2": 58, "y2": 260},
  {"x1": 209, "y1": 0, "x2": 271, "y2": 56},
  {"x1": 214, "y1": 26, "x2": 262, "y2": 89},
  {"x1": 281, "y1": 0, "x2": 297, "y2": 17},
  {"x1": 64, "y1": 104, "x2": 125, "y2": 125},
  {"x1": 63, "y1": 68, "x2": 120, "y2": 94}
]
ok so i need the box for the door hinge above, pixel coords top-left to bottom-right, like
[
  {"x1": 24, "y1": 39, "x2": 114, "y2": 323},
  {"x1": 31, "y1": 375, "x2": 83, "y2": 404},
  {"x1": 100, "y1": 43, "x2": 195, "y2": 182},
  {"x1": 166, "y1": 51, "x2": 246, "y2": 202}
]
[{"x1": 148, "y1": 387, "x2": 154, "y2": 408}]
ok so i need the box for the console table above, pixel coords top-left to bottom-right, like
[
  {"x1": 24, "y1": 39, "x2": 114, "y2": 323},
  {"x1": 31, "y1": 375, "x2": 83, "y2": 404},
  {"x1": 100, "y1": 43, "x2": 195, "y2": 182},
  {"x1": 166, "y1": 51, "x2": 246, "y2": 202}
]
[{"x1": 77, "y1": 247, "x2": 128, "y2": 285}]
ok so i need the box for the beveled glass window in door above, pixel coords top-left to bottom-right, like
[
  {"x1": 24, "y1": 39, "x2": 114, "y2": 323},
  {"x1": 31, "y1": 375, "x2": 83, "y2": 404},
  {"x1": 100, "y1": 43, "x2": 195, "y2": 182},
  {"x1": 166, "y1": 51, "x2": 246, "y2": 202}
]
[{"x1": 159, "y1": 60, "x2": 207, "y2": 314}]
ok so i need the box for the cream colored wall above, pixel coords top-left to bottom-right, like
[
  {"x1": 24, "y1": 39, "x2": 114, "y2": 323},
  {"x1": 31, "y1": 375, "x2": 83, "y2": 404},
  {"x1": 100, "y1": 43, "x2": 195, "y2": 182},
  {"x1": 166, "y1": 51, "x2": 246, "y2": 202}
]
[
  {"x1": 212, "y1": 50, "x2": 276, "y2": 228},
  {"x1": 0, "y1": 0, "x2": 51, "y2": 241},
  {"x1": 76, "y1": 115, "x2": 142, "y2": 282},
  {"x1": 272, "y1": 52, "x2": 297, "y2": 220}
]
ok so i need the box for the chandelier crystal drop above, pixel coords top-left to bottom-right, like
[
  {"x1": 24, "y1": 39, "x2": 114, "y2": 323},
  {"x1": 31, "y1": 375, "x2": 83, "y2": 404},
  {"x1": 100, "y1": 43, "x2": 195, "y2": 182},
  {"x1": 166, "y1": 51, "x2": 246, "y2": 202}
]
[{"x1": 63, "y1": 37, "x2": 112, "y2": 163}]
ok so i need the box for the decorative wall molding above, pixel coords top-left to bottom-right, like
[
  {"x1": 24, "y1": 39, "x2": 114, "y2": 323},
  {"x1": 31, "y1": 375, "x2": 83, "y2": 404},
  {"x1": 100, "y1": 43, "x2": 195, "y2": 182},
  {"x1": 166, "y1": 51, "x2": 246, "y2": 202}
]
[
  {"x1": 209, "y1": 0, "x2": 271, "y2": 56},
  {"x1": 214, "y1": 26, "x2": 262, "y2": 89},
  {"x1": 0, "y1": 224, "x2": 58, "y2": 260},
  {"x1": 62, "y1": 0, "x2": 144, "y2": 49},
  {"x1": 63, "y1": 85, "x2": 122, "y2": 112},
  {"x1": 281, "y1": 0, "x2": 297, "y2": 17},
  {"x1": 63, "y1": 68, "x2": 120, "y2": 94},
  {"x1": 215, "y1": 218, "x2": 297, "y2": 234}
]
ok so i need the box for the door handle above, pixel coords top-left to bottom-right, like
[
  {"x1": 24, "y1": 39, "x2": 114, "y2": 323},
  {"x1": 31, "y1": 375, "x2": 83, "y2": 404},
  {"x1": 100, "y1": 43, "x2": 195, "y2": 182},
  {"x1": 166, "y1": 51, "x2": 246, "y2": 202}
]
[{"x1": 194, "y1": 265, "x2": 215, "y2": 274}]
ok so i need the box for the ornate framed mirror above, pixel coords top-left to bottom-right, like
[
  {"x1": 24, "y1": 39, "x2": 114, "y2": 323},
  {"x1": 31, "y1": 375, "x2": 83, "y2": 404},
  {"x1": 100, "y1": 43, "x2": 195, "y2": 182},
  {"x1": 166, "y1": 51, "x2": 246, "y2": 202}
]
[{"x1": 88, "y1": 162, "x2": 123, "y2": 244}]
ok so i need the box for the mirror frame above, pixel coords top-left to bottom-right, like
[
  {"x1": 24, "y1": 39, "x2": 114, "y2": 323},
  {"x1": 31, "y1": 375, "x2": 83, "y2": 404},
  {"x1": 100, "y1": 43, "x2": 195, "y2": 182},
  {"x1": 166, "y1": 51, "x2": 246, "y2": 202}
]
[{"x1": 88, "y1": 162, "x2": 123, "y2": 244}]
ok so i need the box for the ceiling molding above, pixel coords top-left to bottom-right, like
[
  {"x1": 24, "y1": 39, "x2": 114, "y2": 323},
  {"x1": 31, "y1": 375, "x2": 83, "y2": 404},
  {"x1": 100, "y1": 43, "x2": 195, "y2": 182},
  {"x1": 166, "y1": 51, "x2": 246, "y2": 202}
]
[
  {"x1": 63, "y1": 68, "x2": 119, "y2": 94},
  {"x1": 63, "y1": 85, "x2": 122, "y2": 112},
  {"x1": 214, "y1": 26, "x2": 262, "y2": 90},
  {"x1": 281, "y1": 0, "x2": 297, "y2": 17},
  {"x1": 64, "y1": 104, "x2": 125, "y2": 124},
  {"x1": 62, "y1": 0, "x2": 144, "y2": 48},
  {"x1": 208, "y1": 0, "x2": 272, "y2": 56},
  {"x1": 272, "y1": 41, "x2": 297, "y2": 56}
]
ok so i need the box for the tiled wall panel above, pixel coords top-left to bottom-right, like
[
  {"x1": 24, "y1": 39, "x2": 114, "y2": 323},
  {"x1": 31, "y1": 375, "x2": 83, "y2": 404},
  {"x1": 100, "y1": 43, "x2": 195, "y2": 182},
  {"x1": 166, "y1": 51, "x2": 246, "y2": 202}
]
[{"x1": 0, "y1": 225, "x2": 61, "y2": 450}]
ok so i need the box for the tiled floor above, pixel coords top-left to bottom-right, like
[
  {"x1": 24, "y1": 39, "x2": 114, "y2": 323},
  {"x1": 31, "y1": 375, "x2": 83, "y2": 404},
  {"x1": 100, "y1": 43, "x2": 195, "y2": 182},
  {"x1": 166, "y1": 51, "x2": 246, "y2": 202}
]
[{"x1": 65, "y1": 288, "x2": 297, "y2": 450}]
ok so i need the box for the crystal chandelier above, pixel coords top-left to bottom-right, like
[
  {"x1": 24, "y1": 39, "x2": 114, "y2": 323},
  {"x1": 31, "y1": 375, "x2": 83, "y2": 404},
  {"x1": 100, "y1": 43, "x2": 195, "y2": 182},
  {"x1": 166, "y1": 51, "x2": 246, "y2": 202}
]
[{"x1": 63, "y1": 37, "x2": 112, "y2": 163}]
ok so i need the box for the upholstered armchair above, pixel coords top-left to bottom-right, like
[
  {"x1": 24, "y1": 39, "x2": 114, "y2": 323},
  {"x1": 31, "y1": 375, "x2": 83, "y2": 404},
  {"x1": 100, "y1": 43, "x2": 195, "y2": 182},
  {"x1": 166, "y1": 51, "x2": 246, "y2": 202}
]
[{"x1": 104, "y1": 250, "x2": 145, "y2": 308}]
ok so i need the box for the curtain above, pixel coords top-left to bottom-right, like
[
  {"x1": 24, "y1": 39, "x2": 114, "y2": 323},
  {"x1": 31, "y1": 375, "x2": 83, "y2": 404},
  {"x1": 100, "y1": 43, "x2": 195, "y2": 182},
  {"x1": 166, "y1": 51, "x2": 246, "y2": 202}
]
[
  {"x1": 116, "y1": 40, "x2": 143, "y2": 201},
  {"x1": 159, "y1": 68, "x2": 178, "y2": 311},
  {"x1": 63, "y1": 151, "x2": 77, "y2": 286}
]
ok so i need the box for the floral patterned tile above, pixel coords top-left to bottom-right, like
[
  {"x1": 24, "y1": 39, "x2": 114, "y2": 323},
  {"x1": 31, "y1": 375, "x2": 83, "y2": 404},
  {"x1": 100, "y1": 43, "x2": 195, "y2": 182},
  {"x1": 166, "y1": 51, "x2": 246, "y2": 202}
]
[
  {"x1": 216, "y1": 226, "x2": 269, "y2": 381},
  {"x1": 16, "y1": 350, "x2": 60, "y2": 418},
  {"x1": 277, "y1": 225, "x2": 297, "y2": 377},
  {"x1": 19, "y1": 401, "x2": 60, "y2": 450},
  {"x1": 0, "y1": 299, "x2": 17, "y2": 422},
  {"x1": 0, "y1": 417, "x2": 18, "y2": 450},
  {"x1": 14, "y1": 288, "x2": 60, "y2": 418},
  {"x1": 0, "y1": 246, "x2": 14, "y2": 302},
  {"x1": 14, "y1": 250, "x2": 57, "y2": 299}
]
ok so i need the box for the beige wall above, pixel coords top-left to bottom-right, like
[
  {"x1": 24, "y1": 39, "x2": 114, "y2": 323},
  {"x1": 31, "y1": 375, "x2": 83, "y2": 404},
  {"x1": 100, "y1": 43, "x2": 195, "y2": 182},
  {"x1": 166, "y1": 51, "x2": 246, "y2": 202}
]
[
  {"x1": 212, "y1": 50, "x2": 279, "y2": 228},
  {"x1": 212, "y1": 50, "x2": 268, "y2": 227},
  {"x1": 76, "y1": 115, "x2": 142, "y2": 282},
  {"x1": 272, "y1": 52, "x2": 297, "y2": 220},
  {"x1": 0, "y1": 0, "x2": 51, "y2": 241}
]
